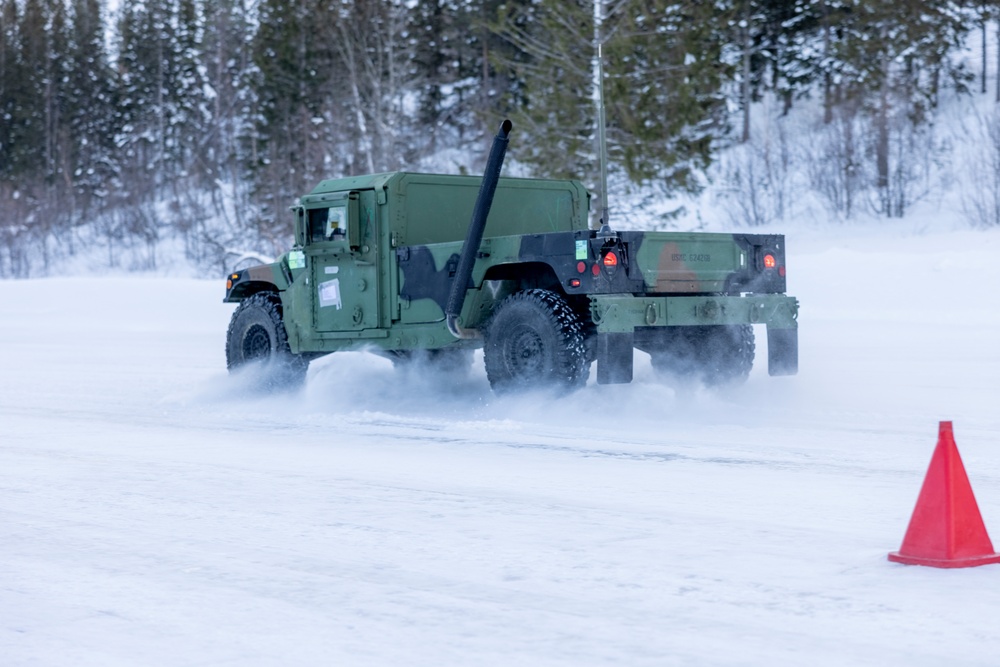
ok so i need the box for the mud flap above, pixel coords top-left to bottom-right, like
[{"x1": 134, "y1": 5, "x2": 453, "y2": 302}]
[
  {"x1": 767, "y1": 328, "x2": 798, "y2": 376},
  {"x1": 597, "y1": 332, "x2": 633, "y2": 384}
]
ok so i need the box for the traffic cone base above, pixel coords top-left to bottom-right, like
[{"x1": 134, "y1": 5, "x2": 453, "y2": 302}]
[
  {"x1": 888, "y1": 421, "x2": 1000, "y2": 569},
  {"x1": 888, "y1": 551, "x2": 1000, "y2": 569}
]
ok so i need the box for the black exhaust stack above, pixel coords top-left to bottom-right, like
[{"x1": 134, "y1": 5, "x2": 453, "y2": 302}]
[{"x1": 445, "y1": 119, "x2": 513, "y2": 339}]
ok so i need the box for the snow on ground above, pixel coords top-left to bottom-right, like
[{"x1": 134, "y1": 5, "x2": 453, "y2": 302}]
[{"x1": 3, "y1": 225, "x2": 1000, "y2": 666}]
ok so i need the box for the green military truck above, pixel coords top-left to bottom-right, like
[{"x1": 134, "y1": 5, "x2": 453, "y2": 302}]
[{"x1": 224, "y1": 121, "x2": 798, "y2": 393}]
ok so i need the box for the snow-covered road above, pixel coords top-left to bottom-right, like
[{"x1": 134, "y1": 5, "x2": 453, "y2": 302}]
[{"x1": 4, "y1": 227, "x2": 1000, "y2": 665}]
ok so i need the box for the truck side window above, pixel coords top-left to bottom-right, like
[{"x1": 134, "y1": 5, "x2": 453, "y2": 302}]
[{"x1": 309, "y1": 206, "x2": 347, "y2": 243}]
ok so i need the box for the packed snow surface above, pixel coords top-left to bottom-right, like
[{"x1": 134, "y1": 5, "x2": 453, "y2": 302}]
[{"x1": 3, "y1": 226, "x2": 1000, "y2": 665}]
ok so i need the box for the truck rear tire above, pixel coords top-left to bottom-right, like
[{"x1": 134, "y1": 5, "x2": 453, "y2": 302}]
[
  {"x1": 225, "y1": 292, "x2": 309, "y2": 390},
  {"x1": 648, "y1": 324, "x2": 754, "y2": 386},
  {"x1": 483, "y1": 289, "x2": 588, "y2": 394}
]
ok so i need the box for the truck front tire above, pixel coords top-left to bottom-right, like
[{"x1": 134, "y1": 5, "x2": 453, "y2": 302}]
[
  {"x1": 483, "y1": 289, "x2": 588, "y2": 394},
  {"x1": 225, "y1": 292, "x2": 308, "y2": 390}
]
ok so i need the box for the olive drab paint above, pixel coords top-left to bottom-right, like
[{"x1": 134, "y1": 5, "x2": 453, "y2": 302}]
[{"x1": 224, "y1": 170, "x2": 799, "y2": 388}]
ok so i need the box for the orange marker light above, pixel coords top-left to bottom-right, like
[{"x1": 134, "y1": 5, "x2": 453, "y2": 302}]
[
  {"x1": 603, "y1": 251, "x2": 619, "y2": 267},
  {"x1": 763, "y1": 254, "x2": 776, "y2": 269},
  {"x1": 226, "y1": 279, "x2": 233, "y2": 290},
  {"x1": 570, "y1": 279, "x2": 581, "y2": 287}
]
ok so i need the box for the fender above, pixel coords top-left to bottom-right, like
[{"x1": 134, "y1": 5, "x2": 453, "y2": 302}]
[{"x1": 223, "y1": 258, "x2": 293, "y2": 303}]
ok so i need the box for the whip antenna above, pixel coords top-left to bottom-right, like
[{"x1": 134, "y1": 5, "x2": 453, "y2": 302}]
[{"x1": 597, "y1": 43, "x2": 612, "y2": 236}]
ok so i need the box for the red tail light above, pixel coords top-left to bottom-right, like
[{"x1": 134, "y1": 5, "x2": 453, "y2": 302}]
[
  {"x1": 763, "y1": 253, "x2": 776, "y2": 269},
  {"x1": 603, "y1": 251, "x2": 618, "y2": 267}
]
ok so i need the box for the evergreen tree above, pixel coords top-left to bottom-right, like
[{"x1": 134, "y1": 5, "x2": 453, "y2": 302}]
[
  {"x1": 43, "y1": 0, "x2": 70, "y2": 192},
  {"x1": 475, "y1": 0, "x2": 527, "y2": 129},
  {"x1": 412, "y1": 0, "x2": 450, "y2": 153},
  {"x1": 752, "y1": 0, "x2": 820, "y2": 113},
  {"x1": 825, "y1": 0, "x2": 971, "y2": 215},
  {"x1": 200, "y1": 0, "x2": 258, "y2": 239},
  {"x1": 250, "y1": 0, "x2": 415, "y2": 250},
  {"x1": 13, "y1": 0, "x2": 48, "y2": 179},
  {"x1": 605, "y1": 0, "x2": 731, "y2": 194},
  {"x1": 0, "y1": 0, "x2": 25, "y2": 181},
  {"x1": 495, "y1": 1, "x2": 735, "y2": 204},
  {"x1": 0, "y1": 0, "x2": 28, "y2": 276},
  {"x1": 173, "y1": 0, "x2": 212, "y2": 186},
  {"x1": 202, "y1": 0, "x2": 256, "y2": 182},
  {"x1": 721, "y1": 0, "x2": 820, "y2": 141},
  {"x1": 249, "y1": 0, "x2": 335, "y2": 245},
  {"x1": 116, "y1": 0, "x2": 165, "y2": 189},
  {"x1": 492, "y1": 0, "x2": 597, "y2": 182},
  {"x1": 65, "y1": 0, "x2": 117, "y2": 218},
  {"x1": 117, "y1": 0, "x2": 209, "y2": 189},
  {"x1": 410, "y1": 0, "x2": 494, "y2": 154}
]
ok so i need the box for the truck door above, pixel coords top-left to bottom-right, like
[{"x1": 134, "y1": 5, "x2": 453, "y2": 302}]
[{"x1": 305, "y1": 192, "x2": 380, "y2": 333}]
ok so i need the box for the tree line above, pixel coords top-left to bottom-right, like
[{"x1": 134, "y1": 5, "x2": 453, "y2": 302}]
[{"x1": 1, "y1": 0, "x2": 998, "y2": 277}]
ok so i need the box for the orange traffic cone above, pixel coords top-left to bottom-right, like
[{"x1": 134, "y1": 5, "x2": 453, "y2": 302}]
[{"x1": 889, "y1": 421, "x2": 1000, "y2": 568}]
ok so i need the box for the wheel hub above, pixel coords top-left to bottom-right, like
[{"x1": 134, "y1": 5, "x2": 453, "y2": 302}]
[
  {"x1": 508, "y1": 326, "x2": 545, "y2": 375},
  {"x1": 242, "y1": 324, "x2": 272, "y2": 361}
]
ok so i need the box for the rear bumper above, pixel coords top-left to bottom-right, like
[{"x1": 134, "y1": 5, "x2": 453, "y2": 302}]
[
  {"x1": 589, "y1": 293, "x2": 798, "y2": 332},
  {"x1": 590, "y1": 293, "x2": 799, "y2": 378}
]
